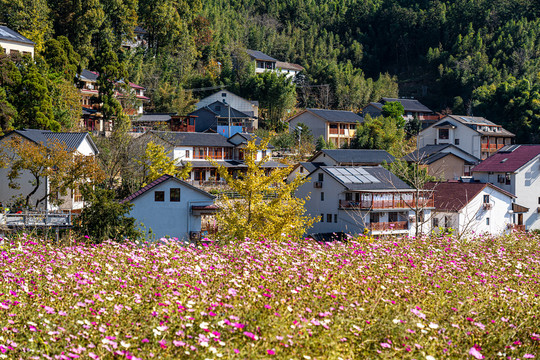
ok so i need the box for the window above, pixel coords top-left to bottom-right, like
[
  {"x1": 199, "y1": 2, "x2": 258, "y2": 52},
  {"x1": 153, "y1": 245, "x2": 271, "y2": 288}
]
[
  {"x1": 439, "y1": 129, "x2": 449, "y2": 139},
  {"x1": 434, "y1": 139, "x2": 437, "y2": 145},
  {"x1": 334, "y1": 214, "x2": 338, "y2": 223},
  {"x1": 432, "y1": 217, "x2": 439, "y2": 227},
  {"x1": 455, "y1": 139, "x2": 460, "y2": 145},
  {"x1": 318, "y1": 173, "x2": 324, "y2": 182},
  {"x1": 327, "y1": 214, "x2": 333, "y2": 223},
  {"x1": 444, "y1": 216, "x2": 450, "y2": 228},
  {"x1": 73, "y1": 186, "x2": 83, "y2": 203},
  {"x1": 185, "y1": 150, "x2": 190, "y2": 158},
  {"x1": 538, "y1": 197, "x2": 540, "y2": 205},
  {"x1": 155, "y1": 191, "x2": 165, "y2": 202},
  {"x1": 321, "y1": 214, "x2": 324, "y2": 222},
  {"x1": 215, "y1": 105, "x2": 221, "y2": 111},
  {"x1": 388, "y1": 212, "x2": 398, "y2": 222},
  {"x1": 483, "y1": 195, "x2": 490, "y2": 204},
  {"x1": 505, "y1": 175, "x2": 511, "y2": 185},
  {"x1": 170, "y1": 188, "x2": 180, "y2": 202},
  {"x1": 486, "y1": 217, "x2": 490, "y2": 225},
  {"x1": 345, "y1": 192, "x2": 352, "y2": 201},
  {"x1": 222, "y1": 92, "x2": 227, "y2": 97},
  {"x1": 300, "y1": 167, "x2": 304, "y2": 174},
  {"x1": 370, "y1": 212, "x2": 380, "y2": 223},
  {"x1": 321, "y1": 192, "x2": 325, "y2": 201}
]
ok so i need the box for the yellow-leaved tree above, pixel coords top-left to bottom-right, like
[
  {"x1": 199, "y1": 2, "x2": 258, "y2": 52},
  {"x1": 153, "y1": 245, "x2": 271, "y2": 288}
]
[
  {"x1": 135, "y1": 141, "x2": 192, "y2": 186},
  {"x1": 210, "y1": 137, "x2": 315, "y2": 242}
]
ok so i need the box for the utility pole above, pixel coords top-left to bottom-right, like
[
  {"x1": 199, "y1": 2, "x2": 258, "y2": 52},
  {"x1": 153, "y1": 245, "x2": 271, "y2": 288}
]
[{"x1": 224, "y1": 99, "x2": 231, "y2": 137}]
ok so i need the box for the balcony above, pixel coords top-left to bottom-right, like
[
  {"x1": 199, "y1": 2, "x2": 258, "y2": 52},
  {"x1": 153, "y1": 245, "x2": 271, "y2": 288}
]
[
  {"x1": 339, "y1": 195, "x2": 434, "y2": 210},
  {"x1": 369, "y1": 221, "x2": 408, "y2": 232},
  {"x1": 508, "y1": 224, "x2": 526, "y2": 232}
]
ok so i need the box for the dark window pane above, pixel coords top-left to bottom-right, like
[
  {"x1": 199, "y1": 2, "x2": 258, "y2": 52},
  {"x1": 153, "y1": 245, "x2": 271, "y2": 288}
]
[
  {"x1": 155, "y1": 191, "x2": 165, "y2": 202},
  {"x1": 170, "y1": 188, "x2": 181, "y2": 202}
]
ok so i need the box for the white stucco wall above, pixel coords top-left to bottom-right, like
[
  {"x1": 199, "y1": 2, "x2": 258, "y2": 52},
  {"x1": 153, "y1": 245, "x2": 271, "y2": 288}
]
[
  {"x1": 0, "y1": 41, "x2": 34, "y2": 58},
  {"x1": 173, "y1": 147, "x2": 193, "y2": 161},
  {"x1": 128, "y1": 179, "x2": 214, "y2": 241},
  {"x1": 195, "y1": 90, "x2": 258, "y2": 118},
  {"x1": 419, "y1": 118, "x2": 482, "y2": 159},
  {"x1": 473, "y1": 156, "x2": 540, "y2": 231}
]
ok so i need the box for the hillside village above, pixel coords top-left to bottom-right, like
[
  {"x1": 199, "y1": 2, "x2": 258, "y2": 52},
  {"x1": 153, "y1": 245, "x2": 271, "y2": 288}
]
[{"x1": 0, "y1": 25, "x2": 539, "y2": 242}]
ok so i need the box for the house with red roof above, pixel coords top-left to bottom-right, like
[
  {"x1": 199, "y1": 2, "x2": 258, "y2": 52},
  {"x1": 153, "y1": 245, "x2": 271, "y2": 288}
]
[
  {"x1": 425, "y1": 180, "x2": 517, "y2": 236},
  {"x1": 121, "y1": 174, "x2": 218, "y2": 241},
  {"x1": 472, "y1": 145, "x2": 540, "y2": 231}
]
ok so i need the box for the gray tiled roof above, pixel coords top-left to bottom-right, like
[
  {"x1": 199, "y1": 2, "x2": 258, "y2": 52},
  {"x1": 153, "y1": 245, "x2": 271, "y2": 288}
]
[
  {"x1": 80, "y1": 69, "x2": 99, "y2": 82},
  {"x1": 149, "y1": 131, "x2": 234, "y2": 147},
  {"x1": 446, "y1": 115, "x2": 496, "y2": 126},
  {"x1": 403, "y1": 144, "x2": 479, "y2": 165},
  {"x1": 203, "y1": 101, "x2": 252, "y2": 118},
  {"x1": 7, "y1": 129, "x2": 98, "y2": 154},
  {"x1": 121, "y1": 174, "x2": 214, "y2": 204},
  {"x1": 321, "y1": 166, "x2": 411, "y2": 191},
  {"x1": 319, "y1": 149, "x2": 394, "y2": 165},
  {"x1": 246, "y1": 49, "x2": 278, "y2": 62},
  {"x1": 135, "y1": 114, "x2": 173, "y2": 122},
  {"x1": 381, "y1": 98, "x2": 433, "y2": 113},
  {"x1": 0, "y1": 26, "x2": 34, "y2": 45},
  {"x1": 306, "y1": 109, "x2": 364, "y2": 124}
]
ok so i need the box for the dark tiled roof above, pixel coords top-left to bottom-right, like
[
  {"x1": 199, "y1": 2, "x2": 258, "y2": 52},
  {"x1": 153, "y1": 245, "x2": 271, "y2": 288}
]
[
  {"x1": 275, "y1": 61, "x2": 304, "y2": 71},
  {"x1": 229, "y1": 133, "x2": 273, "y2": 148},
  {"x1": 149, "y1": 131, "x2": 234, "y2": 147},
  {"x1": 403, "y1": 144, "x2": 478, "y2": 165},
  {"x1": 425, "y1": 181, "x2": 514, "y2": 212},
  {"x1": 7, "y1": 129, "x2": 98, "y2": 154},
  {"x1": 445, "y1": 115, "x2": 496, "y2": 126},
  {"x1": 381, "y1": 98, "x2": 432, "y2": 113},
  {"x1": 305, "y1": 109, "x2": 364, "y2": 124},
  {"x1": 121, "y1": 174, "x2": 215, "y2": 204},
  {"x1": 260, "y1": 160, "x2": 288, "y2": 168},
  {"x1": 135, "y1": 114, "x2": 172, "y2": 122},
  {"x1": 319, "y1": 149, "x2": 394, "y2": 165},
  {"x1": 182, "y1": 160, "x2": 245, "y2": 168},
  {"x1": 321, "y1": 166, "x2": 411, "y2": 191},
  {"x1": 134, "y1": 26, "x2": 147, "y2": 34},
  {"x1": 206, "y1": 101, "x2": 252, "y2": 118},
  {"x1": 476, "y1": 128, "x2": 515, "y2": 137},
  {"x1": 472, "y1": 145, "x2": 540, "y2": 173},
  {"x1": 299, "y1": 162, "x2": 324, "y2": 174},
  {"x1": 0, "y1": 26, "x2": 34, "y2": 45},
  {"x1": 433, "y1": 121, "x2": 457, "y2": 128},
  {"x1": 80, "y1": 69, "x2": 99, "y2": 82},
  {"x1": 246, "y1": 49, "x2": 278, "y2": 62}
]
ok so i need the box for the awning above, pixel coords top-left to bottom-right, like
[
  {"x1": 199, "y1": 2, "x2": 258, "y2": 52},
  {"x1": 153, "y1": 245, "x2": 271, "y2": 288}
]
[
  {"x1": 192, "y1": 205, "x2": 219, "y2": 215},
  {"x1": 512, "y1": 203, "x2": 529, "y2": 213}
]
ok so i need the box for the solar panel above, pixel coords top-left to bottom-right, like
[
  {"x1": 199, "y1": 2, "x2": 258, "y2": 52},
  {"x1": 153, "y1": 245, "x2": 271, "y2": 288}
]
[
  {"x1": 325, "y1": 167, "x2": 382, "y2": 184},
  {"x1": 0, "y1": 29, "x2": 15, "y2": 39}
]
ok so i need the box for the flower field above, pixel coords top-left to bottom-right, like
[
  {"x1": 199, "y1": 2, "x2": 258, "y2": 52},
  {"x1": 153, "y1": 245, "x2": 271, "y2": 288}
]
[{"x1": 1, "y1": 234, "x2": 539, "y2": 359}]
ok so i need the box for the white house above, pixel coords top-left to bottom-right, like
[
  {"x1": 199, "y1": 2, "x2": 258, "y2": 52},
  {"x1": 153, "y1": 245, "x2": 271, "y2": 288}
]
[
  {"x1": 425, "y1": 181, "x2": 518, "y2": 236},
  {"x1": 0, "y1": 26, "x2": 34, "y2": 58},
  {"x1": 471, "y1": 145, "x2": 540, "y2": 231},
  {"x1": 140, "y1": 131, "x2": 284, "y2": 187},
  {"x1": 121, "y1": 174, "x2": 217, "y2": 241},
  {"x1": 0, "y1": 129, "x2": 99, "y2": 211},
  {"x1": 418, "y1": 115, "x2": 514, "y2": 160},
  {"x1": 195, "y1": 90, "x2": 259, "y2": 118},
  {"x1": 246, "y1": 49, "x2": 304, "y2": 79},
  {"x1": 287, "y1": 109, "x2": 364, "y2": 148},
  {"x1": 295, "y1": 165, "x2": 434, "y2": 237},
  {"x1": 288, "y1": 149, "x2": 395, "y2": 182}
]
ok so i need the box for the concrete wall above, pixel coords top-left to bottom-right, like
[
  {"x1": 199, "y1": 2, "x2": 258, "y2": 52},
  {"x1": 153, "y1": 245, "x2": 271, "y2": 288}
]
[
  {"x1": 128, "y1": 179, "x2": 214, "y2": 241},
  {"x1": 428, "y1": 154, "x2": 465, "y2": 180},
  {"x1": 288, "y1": 113, "x2": 327, "y2": 143}
]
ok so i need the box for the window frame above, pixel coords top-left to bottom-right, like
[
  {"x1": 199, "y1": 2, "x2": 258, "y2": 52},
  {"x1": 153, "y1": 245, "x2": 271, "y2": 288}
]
[
  {"x1": 170, "y1": 188, "x2": 181, "y2": 202},
  {"x1": 155, "y1": 191, "x2": 165, "y2": 202}
]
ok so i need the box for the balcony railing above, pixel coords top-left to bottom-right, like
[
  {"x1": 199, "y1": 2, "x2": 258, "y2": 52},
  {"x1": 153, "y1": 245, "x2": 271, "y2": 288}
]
[
  {"x1": 509, "y1": 224, "x2": 526, "y2": 232},
  {"x1": 369, "y1": 221, "x2": 408, "y2": 231},
  {"x1": 339, "y1": 197, "x2": 434, "y2": 209}
]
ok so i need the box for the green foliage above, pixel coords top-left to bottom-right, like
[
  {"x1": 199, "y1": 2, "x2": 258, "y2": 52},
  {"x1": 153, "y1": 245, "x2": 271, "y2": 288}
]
[
  {"x1": 209, "y1": 138, "x2": 315, "y2": 242},
  {"x1": 134, "y1": 141, "x2": 192, "y2": 186},
  {"x1": 241, "y1": 71, "x2": 296, "y2": 130},
  {"x1": 42, "y1": 36, "x2": 81, "y2": 81},
  {"x1": 349, "y1": 115, "x2": 405, "y2": 156},
  {"x1": 315, "y1": 135, "x2": 336, "y2": 151},
  {"x1": 381, "y1": 101, "x2": 405, "y2": 128},
  {"x1": 76, "y1": 185, "x2": 142, "y2": 243}
]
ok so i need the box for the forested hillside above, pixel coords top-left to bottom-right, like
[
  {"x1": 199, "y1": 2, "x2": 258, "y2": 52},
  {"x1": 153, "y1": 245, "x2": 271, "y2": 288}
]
[{"x1": 1, "y1": 0, "x2": 540, "y2": 142}]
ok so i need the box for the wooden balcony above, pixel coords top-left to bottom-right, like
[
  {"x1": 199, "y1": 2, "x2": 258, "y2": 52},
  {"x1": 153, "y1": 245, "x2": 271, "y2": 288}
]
[
  {"x1": 509, "y1": 224, "x2": 526, "y2": 232},
  {"x1": 339, "y1": 196, "x2": 434, "y2": 210},
  {"x1": 369, "y1": 221, "x2": 408, "y2": 231}
]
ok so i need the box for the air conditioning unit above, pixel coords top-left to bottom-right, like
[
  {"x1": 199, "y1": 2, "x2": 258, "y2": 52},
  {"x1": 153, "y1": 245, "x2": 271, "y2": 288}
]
[
  {"x1": 314, "y1": 181, "x2": 323, "y2": 188},
  {"x1": 190, "y1": 231, "x2": 201, "y2": 241},
  {"x1": 483, "y1": 203, "x2": 492, "y2": 210}
]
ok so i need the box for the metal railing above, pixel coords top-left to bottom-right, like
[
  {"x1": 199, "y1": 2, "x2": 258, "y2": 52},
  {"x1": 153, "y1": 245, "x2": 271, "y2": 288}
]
[
  {"x1": 1, "y1": 211, "x2": 72, "y2": 227},
  {"x1": 369, "y1": 221, "x2": 408, "y2": 231}
]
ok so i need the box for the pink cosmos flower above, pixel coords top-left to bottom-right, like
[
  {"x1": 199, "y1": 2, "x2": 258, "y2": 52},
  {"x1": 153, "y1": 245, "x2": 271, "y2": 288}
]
[
  {"x1": 469, "y1": 346, "x2": 484, "y2": 359},
  {"x1": 267, "y1": 349, "x2": 275, "y2": 355}
]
